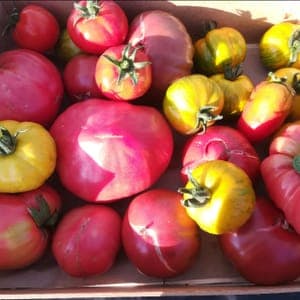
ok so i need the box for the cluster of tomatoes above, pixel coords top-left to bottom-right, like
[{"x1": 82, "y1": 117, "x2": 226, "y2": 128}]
[{"x1": 1, "y1": 0, "x2": 300, "y2": 287}]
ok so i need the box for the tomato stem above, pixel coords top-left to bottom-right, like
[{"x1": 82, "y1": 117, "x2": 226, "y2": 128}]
[
  {"x1": 178, "y1": 169, "x2": 211, "y2": 208},
  {"x1": 195, "y1": 106, "x2": 223, "y2": 134},
  {"x1": 74, "y1": 0, "x2": 100, "y2": 19},
  {"x1": 267, "y1": 72, "x2": 296, "y2": 96},
  {"x1": 103, "y1": 43, "x2": 151, "y2": 85},
  {"x1": 289, "y1": 28, "x2": 300, "y2": 65},
  {"x1": 292, "y1": 72, "x2": 300, "y2": 94},
  {"x1": 0, "y1": 126, "x2": 17, "y2": 155}
]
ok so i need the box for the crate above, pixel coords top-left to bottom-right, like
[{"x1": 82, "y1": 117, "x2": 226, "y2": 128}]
[{"x1": 0, "y1": 1, "x2": 300, "y2": 298}]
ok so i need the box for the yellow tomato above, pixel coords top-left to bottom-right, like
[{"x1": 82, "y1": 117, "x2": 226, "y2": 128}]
[
  {"x1": 273, "y1": 67, "x2": 300, "y2": 121},
  {"x1": 163, "y1": 74, "x2": 224, "y2": 135},
  {"x1": 210, "y1": 66, "x2": 254, "y2": 119},
  {"x1": 0, "y1": 120, "x2": 56, "y2": 193},
  {"x1": 179, "y1": 160, "x2": 255, "y2": 235},
  {"x1": 194, "y1": 26, "x2": 247, "y2": 75}
]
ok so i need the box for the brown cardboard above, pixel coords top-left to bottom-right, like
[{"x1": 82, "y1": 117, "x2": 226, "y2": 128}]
[{"x1": 0, "y1": 1, "x2": 300, "y2": 297}]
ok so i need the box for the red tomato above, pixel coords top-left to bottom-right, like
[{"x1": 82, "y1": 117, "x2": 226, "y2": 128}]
[
  {"x1": 9, "y1": 4, "x2": 60, "y2": 53},
  {"x1": 127, "y1": 10, "x2": 194, "y2": 95},
  {"x1": 122, "y1": 189, "x2": 201, "y2": 278},
  {"x1": 50, "y1": 99, "x2": 174, "y2": 202},
  {"x1": 260, "y1": 121, "x2": 300, "y2": 234},
  {"x1": 67, "y1": 0, "x2": 128, "y2": 55},
  {"x1": 0, "y1": 184, "x2": 61, "y2": 270},
  {"x1": 95, "y1": 43, "x2": 152, "y2": 101},
  {"x1": 0, "y1": 49, "x2": 64, "y2": 127},
  {"x1": 219, "y1": 197, "x2": 300, "y2": 285},
  {"x1": 181, "y1": 125, "x2": 261, "y2": 183},
  {"x1": 237, "y1": 74, "x2": 294, "y2": 143},
  {"x1": 52, "y1": 204, "x2": 121, "y2": 277},
  {"x1": 63, "y1": 54, "x2": 102, "y2": 103}
]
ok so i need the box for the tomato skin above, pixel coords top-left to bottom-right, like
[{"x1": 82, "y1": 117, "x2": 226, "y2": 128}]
[
  {"x1": 237, "y1": 77, "x2": 294, "y2": 143},
  {"x1": 52, "y1": 204, "x2": 121, "y2": 277},
  {"x1": 63, "y1": 54, "x2": 102, "y2": 103},
  {"x1": 163, "y1": 74, "x2": 224, "y2": 135},
  {"x1": 181, "y1": 125, "x2": 261, "y2": 183},
  {"x1": 50, "y1": 98, "x2": 174, "y2": 202},
  {"x1": 95, "y1": 44, "x2": 152, "y2": 101},
  {"x1": 0, "y1": 120, "x2": 57, "y2": 194},
  {"x1": 180, "y1": 160, "x2": 255, "y2": 235},
  {"x1": 0, "y1": 184, "x2": 61, "y2": 270},
  {"x1": 219, "y1": 197, "x2": 300, "y2": 285},
  {"x1": 194, "y1": 27, "x2": 247, "y2": 75},
  {"x1": 260, "y1": 121, "x2": 300, "y2": 235},
  {"x1": 12, "y1": 4, "x2": 60, "y2": 53},
  {"x1": 259, "y1": 22, "x2": 300, "y2": 70},
  {"x1": 122, "y1": 189, "x2": 201, "y2": 278},
  {"x1": 0, "y1": 49, "x2": 64, "y2": 126},
  {"x1": 127, "y1": 10, "x2": 194, "y2": 94},
  {"x1": 67, "y1": 0, "x2": 128, "y2": 55}
]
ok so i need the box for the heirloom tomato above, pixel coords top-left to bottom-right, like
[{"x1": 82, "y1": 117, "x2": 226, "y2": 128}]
[
  {"x1": 273, "y1": 67, "x2": 300, "y2": 121},
  {"x1": 122, "y1": 189, "x2": 201, "y2": 278},
  {"x1": 210, "y1": 66, "x2": 254, "y2": 119},
  {"x1": 52, "y1": 204, "x2": 121, "y2": 277},
  {"x1": 127, "y1": 10, "x2": 194, "y2": 94},
  {"x1": 237, "y1": 73, "x2": 295, "y2": 143},
  {"x1": 219, "y1": 197, "x2": 300, "y2": 285},
  {"x1": 259, "y1": 22, "x2": 300, "y2": 70},
  {"x1": 63, "y1": 54, "x2": 102, "y2": 102},
  {"x1": 261, "y1": 120, "x2": 300, "y2": 235},
  {"x1": 163, "y1": 74, "x2": 224, "y2": 135},
  {"x1": 0, "y1": 184, "x2": 61, "y2": 270},
  {"x1": 6, "y1": 4, "x2": 60, "y2": 53},
  {"x1": 0, "y1": 120, "x2": 56, "y2": 193},
  {"x1": 67, "y1": 0, "x2": 128, "y2": 54},
  {"x1": 55, "y1": 29, "x2": 82, "y2": 63},
  {"x1": 194, "y1": 24, "x2": 247, "y2": 75},
  {"x1": 178, "y1": 160, "x2": 255, "y2": 235},
  {"x1": 181, "y1": 125, "x2": 261, "y2": 183},
  {"x1": 50, "y1": 99, "x2": 173, "y2": 202},
  {"x1": 95, "y1": 43, "x2": 152, "y2": 101},
  {"x1": 0, "y1": 49, "x2": 64, "y2": 126}
]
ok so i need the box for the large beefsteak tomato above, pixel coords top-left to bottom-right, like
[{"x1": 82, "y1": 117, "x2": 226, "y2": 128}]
[
  {"x1": 219, "y1": 197, "x2": 300, "y2": 285},
  {"x1": 50, "y1": 99, "x2": 174, "y2": 202},
  {"x1": 0, "y1": 49, "x2": 64, "y2": 126}
]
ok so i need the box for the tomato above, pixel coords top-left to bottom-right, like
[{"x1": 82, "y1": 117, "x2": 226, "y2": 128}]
[
  {"x1": 259, "y1": 22, "x2": 300, "y2": 70},
  {"x1": 0, "y1": 49, "x2": 64, "y2": 127},
  {"x1": 181, "y1": 125, "x2": 261, "y2": 183},
  {"x1": 95, "y1": 43, "x2": 152, "y2": 101},
  {"x1": 63, "y1": 54, "x2": 102, "y2": 103},
  {"x1": 194, "y1": 24, "x2": 247, "y2": 75},
  {"x1": 50, "y1": 98, "x2": 174, "y2": 202},
  {"x1": 0, "y1": 184, "x2": 61, "y2": 270},
  {"x1": 237, "y1": 73, "x2": 295, "y2": 143},
  {"x1": 219, "y1": 197, "x2": 300, "y2": 285},
  {"x1": 260, "y1": 120, "x2": 300, "y2": 235},
  {"x1": 178, "y1": 160, "x2": 255, "y2": 235},
  {"x1": 52, "y1": 204, "x2": 121, "y2": 277},
  {"x1": 67, "y1": 0, "x2": 128, "y2": 55},
  {"x1": 55, "y1": 29, "x2": 82, "y2": 63},
  {"x1": 122, "y1": 189, "x2": 201, "y2": 278},
  {"x1": 0, "y1": 120, "x2": 56, "y2": 193},
  {"x1": 210, "y1": 65, "x2": 254, "y2": 119},
  {"x1": 273, "y1": 67, "x2": 300, "y2": 121},
  {"x1": 163, "y1": 74, "x2": 224, "y2": 135},
  {"x1": 5, "y1": 4, "x2": 60, "y2": 53},
  {"x1": 127, "y1": 10, "x2": 194, "y2": 95}
]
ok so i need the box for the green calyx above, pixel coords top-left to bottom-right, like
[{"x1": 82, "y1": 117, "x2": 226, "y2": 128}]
[
  {"x1": 27, "y1": 195, "x2": 59, "y2": 228},
  {"x1": 292, "y1": 72, "x2": 300, "y2": 93},
  {"x1": 293, "y1": 155, "x2": 300, "y2": 173},
  {"x1": 178, "y1": 169, "x2": 211, "y2": 208},
  {"x1": 194, "y1": 106, "x2": 223, "y2": 134},
  {"x1": 74, "y1": 0, "x2": 101, "y2": 19},
  {"x1": 289, "y1": 28, "x2": 300, "y2": 65},
  {"x1": 267, "y1": 72, "x2": 296, "y2": 96},
  {"x1": 0, "y1": 126, "x2": 18, "y2": 155},
  {"x1": 103, "y1": 43, "x2": 151, "y2": 85},
  {"x1": 223, "y1": 64, "x2": 243, "y2": 81}
]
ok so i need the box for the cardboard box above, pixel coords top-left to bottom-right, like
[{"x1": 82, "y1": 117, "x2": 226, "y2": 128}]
[{"x1": 0, "y1": 1, "x2": 300, "y2": 298}]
